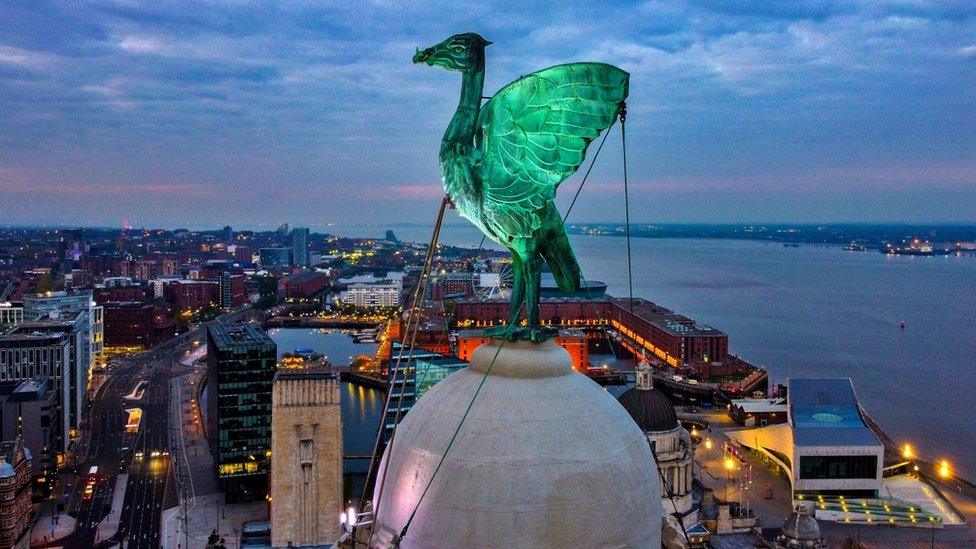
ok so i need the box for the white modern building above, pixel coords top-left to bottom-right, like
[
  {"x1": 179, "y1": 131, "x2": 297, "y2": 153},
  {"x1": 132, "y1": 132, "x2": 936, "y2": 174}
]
[
  {"x1": 342, "y1": 280, "x2": 401, "y2": 308},
  {"x1": 726, "y1": 378, "x2": 884, "y2": 498}
]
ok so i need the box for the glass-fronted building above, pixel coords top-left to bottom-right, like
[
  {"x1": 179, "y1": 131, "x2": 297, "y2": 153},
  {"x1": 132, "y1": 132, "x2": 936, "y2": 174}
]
[
  {"x1": 384, "y1": 345, "x2": 467, "y2": 442},
  {"x1": 206, "y1": 323, "x2": 276, "y2": 502}
]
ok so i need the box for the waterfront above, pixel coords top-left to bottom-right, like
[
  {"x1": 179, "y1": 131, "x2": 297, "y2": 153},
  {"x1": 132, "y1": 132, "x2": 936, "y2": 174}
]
[{"x1": 338, "y1": 222, "x2": 976, "y2": 479}]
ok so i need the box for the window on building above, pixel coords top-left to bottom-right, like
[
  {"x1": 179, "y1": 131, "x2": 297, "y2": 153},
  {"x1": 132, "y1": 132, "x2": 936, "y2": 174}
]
[{"x1": 799, "y1": 455, "x2": 877, "y2": 479}]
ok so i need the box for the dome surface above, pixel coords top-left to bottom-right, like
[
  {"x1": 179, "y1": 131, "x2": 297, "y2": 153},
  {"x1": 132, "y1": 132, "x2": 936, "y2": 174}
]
[
  {"x1": 370, "y1": 338, "x2": 662, "y2": 548},
  {"x1": 779, "y1": 502, "x2": 824, "y2": 546},
  {"x1": 617, "y1": 385, "x2": 679, "y2": 433}
]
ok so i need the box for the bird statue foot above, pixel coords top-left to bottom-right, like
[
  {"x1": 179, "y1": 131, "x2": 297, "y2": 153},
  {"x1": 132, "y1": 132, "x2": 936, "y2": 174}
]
[{"x1": 483, "y1": 325, "x2": 558, "y2": 343}]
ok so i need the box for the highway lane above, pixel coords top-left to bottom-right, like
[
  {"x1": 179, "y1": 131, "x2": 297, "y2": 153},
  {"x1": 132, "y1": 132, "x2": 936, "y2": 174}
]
[{"x1": 59, "y1": 306, "x2": 251, "y2": 548}]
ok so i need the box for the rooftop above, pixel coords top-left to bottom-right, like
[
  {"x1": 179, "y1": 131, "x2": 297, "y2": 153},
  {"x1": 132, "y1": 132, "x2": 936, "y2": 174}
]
[
  {"x1": 208, "y1": 323, "x2": 275, "y2": 349},
  {"x1": 788, "y1": 378, "x2": 882, "y2": 447},
  {"x1": 613, "y1": 298, "x2": 726, "y2": 337},
  {"x1": 732, "y1": 397, "x2": 788, "y2": 414}
]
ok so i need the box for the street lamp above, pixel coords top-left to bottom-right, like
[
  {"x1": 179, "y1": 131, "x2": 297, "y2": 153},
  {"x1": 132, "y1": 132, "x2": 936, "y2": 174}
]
[
  {"x1": 938, "y1": 460, "x2": 951, "y2": 480},
  {"x1": 902, "y1": 443, "x2": 913, "y2": 461},
  {"x1": 724, "y1": 456, "x2": 736, "y2": 502}
]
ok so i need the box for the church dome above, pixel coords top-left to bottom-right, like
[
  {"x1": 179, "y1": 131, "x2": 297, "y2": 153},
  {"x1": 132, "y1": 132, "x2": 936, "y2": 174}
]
[
  {"x1": 617, "y1": 386, "x2": 679, "y2": 433},
  {"x1": 370, "y1": 338, "x2": 662, "y2": 548},
  {"x1": 778, "y1": 502, "x2": 825, "y2": 547}
]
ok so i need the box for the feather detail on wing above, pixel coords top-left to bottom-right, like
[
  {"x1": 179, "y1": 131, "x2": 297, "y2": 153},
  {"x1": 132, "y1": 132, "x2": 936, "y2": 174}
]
[{"x1": 476, "y1": 62, "x2": 629, "y2": 239}]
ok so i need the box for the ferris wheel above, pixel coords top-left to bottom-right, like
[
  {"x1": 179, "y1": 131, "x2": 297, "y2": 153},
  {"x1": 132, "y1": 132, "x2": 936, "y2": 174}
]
[{"x1": 472, "y1": 260, "x2": 514, "y2": 300}]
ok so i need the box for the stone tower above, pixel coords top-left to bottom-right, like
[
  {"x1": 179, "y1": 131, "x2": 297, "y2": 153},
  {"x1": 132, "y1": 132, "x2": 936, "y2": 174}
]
[{"x1": 270, "y1": 371, "x2": 342, "y2": 547}]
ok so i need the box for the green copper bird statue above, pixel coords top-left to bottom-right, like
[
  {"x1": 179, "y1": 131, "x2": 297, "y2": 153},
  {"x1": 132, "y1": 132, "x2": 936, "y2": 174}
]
[{"x1": 414, "y1": 33, "x2": 628, "y2": 341}]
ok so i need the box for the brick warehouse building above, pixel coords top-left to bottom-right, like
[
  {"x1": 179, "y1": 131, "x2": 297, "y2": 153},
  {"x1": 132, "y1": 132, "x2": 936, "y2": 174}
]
[
  {"x1": 102, "y1": 301, "x2": 175, "y2": 349},
  {"x1": 283, "y1": 271, "x2": 330, "y2": 299},
  {"x1": 453, "y1": 297, "x2": 729, "y2": 371}
]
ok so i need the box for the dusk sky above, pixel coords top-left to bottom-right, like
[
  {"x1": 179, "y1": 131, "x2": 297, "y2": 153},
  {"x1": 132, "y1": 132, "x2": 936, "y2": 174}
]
[{"x1": 1, "y1": 1, "x2": 974, "y2": 229}]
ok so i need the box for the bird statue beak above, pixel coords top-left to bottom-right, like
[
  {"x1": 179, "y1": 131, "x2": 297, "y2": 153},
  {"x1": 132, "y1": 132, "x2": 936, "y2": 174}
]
[{"x1": 413, "y1": 47, "x2": 434, "y2": 64}]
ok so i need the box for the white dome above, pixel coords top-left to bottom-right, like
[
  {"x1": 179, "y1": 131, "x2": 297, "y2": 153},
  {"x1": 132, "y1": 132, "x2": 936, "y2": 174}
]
[{"x1": 370, "y1": 338, "x2": 662, "y2": 548}]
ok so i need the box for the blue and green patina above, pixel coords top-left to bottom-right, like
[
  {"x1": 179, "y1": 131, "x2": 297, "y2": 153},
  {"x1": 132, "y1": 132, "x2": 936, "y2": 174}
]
[{"x1": 414, "y1": 33, "x2": 628, "y2": 341}]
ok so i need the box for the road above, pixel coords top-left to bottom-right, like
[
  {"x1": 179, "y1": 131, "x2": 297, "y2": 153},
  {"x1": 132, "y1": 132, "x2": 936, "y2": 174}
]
[{"x1": 54, "y1": 307, "x2": 251, "y2": 549}]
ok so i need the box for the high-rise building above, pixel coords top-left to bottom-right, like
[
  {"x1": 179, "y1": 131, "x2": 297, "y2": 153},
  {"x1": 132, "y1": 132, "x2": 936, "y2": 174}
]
[
  {"x1": 223, "y1": 225, "x2": 234, "y2": 244},
  {"x1": 206, "y1": 324, "x2": 276, "y2": 502},
  {"x1": 270, "y1": 370, "x2": 342, "y2": 547},
  {"x1": 3, "y1": 317, "x2": 80, "y2": 440},
  {"x1": 291, "y1": 227, "x2": 310, "y2": 267}
]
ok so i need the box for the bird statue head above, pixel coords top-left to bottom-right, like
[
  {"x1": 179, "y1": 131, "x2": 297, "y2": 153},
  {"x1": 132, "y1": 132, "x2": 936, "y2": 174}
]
[{"x1": 413, "y1": 33, "x2": 492, "y2": 74}]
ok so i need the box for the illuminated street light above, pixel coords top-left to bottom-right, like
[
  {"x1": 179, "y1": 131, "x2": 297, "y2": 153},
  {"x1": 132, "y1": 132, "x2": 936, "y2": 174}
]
[
  {"x1": 724, "y1": 456, "x2": 735, "y2": 472},
  {"x1": 901, "y1": 443, "x2": 913, "y2": 460},
  {"x1": 939, "y1": 460, "x2": 951, "y2": 479}
]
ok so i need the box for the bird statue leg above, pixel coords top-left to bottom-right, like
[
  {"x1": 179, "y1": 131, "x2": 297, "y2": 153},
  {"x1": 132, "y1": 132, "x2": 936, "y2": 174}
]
[{"x1": 523, "y1": 252, "x2": 557, "y2": 342}]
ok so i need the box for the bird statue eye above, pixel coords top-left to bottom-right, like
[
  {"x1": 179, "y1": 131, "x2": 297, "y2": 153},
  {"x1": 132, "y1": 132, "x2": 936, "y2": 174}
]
[{"x1": 450, "y1": 45, "x2": 465, "y2": 53}]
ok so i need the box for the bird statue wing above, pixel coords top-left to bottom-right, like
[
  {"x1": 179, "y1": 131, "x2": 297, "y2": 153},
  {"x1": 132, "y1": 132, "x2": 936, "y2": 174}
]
[{"x1": 476, "y1": 62, "x2": 629, "y2": 239}]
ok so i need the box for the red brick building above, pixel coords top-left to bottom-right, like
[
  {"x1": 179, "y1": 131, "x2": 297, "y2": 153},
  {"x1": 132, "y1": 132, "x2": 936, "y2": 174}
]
[
  {"x1": 283, "y1": 271, "x2": 330, "y2": 299},
  {"x1": 453, "y1": 297, "x2": 729, "y2": 370},
  {"x1": 0, "y1": 438, "x2": 31, "y2": 548},
  {"x1": 94, "y1": 284, "x2": 148, "y2": 303},
  {"x1": 234, "y1": 246, "x2": 253, "y2": 264},
  {"x1": 103, "y1": 301, "x2": 174, "y2": 348},
  {"x1": 455, "y1": 329, "x2": 589, "y2": 371},
  {"x1": 429, "y1": 273, "x2": 475, "y2": 301},
  {"x1": 164, "y1": 280, "x2": 218, "y2": 312}
]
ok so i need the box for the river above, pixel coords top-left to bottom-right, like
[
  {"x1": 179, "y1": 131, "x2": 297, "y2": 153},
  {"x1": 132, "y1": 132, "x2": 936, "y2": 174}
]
[{"x1": 328, "y1": 222, "x2": 976, "y2": 478}]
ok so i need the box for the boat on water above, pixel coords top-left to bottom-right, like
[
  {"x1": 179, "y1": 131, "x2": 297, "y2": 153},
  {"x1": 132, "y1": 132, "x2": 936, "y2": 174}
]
[{"x1": 843, "y1": 241, "x2": 868, "y2": 251}]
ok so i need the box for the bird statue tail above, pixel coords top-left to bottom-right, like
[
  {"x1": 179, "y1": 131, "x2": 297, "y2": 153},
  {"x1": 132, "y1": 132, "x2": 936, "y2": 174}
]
[{"x1": 542, "y1": 230, "x2": 582, "y2": 295}]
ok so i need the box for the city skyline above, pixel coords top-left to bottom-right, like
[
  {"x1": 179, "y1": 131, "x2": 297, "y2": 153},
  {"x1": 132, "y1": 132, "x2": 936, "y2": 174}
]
[{"x1": 2, "y1": 1, "x2": 975, "y2": 227}]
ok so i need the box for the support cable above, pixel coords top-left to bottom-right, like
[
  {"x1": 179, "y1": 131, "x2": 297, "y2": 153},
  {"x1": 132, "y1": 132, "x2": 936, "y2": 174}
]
[
  {"x1": 362, "y1": 197, "x2": 449, "y2": 518},
  {"x1": 397, "y1": 322, "x2": 515, "y2": 543},
  {"x1": 621, "y1": 107, "x2": 635, "y2": 316}
]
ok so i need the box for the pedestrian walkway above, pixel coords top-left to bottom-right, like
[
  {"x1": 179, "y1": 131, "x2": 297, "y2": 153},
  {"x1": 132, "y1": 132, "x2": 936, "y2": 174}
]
[
  {"x1": 30, "y1": 512, "x2": 76, "y2": 546},
  {"x1": 162, "y1": 495, "x2": 266, "y2": 549}
]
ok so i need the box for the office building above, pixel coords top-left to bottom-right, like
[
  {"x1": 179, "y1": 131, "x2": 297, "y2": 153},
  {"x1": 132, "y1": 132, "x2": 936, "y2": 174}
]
[
  {"x1": 223, "y1": 225, "x2": 234, "y2": 244},
  {"x1": 206, "y1": 324, "x2": 276, "y2": 502},
  {"x1": 270, "y1": 370, "x2": 342, "y2": 547},
  {"x1": 383, "y1": 345, "x2": 467, "y2": 442},
  {"x1": 259, "y1": 248, "x2": 292, "y2": 269},
  {"x1": 218, "y1": 272, "x2": 247, "y2": 310},
  {"x1": 0, "y1": 378, "x2": 60, "y2": 483},
  {"x1": 22, "y1": 290, "x2": 103, "y2": 376},
  {"x1": 291, "y1": 227, "x2": 310, "y2": 267},
  {"x1": 2, "y1": 319, "x2": 81, "y2": 440}
]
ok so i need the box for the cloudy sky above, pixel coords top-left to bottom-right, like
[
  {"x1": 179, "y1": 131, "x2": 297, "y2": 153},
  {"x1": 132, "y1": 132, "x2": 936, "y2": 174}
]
[{"x1": 1, "y1": 1, "x2": 974, "y2": 229}]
